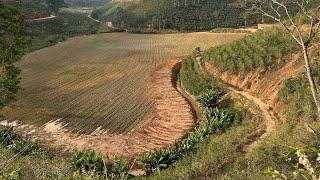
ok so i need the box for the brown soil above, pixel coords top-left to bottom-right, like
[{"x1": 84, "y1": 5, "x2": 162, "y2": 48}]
[
  {"x1": 204, "y1": 53, "x2": 305, "y2": 122},
  {"x1": 199, "y1": 50, "x2": 310, "y2": 177},
  {"x1": 1, "y1": 60, "x2": 196, "y2": 160}
]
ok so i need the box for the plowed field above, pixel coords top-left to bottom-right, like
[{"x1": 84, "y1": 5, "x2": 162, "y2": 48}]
[{"x1": 0, "y1": 32, "x2": 244, "y2": 134}]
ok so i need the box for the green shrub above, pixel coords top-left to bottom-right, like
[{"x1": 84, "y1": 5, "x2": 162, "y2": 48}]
[
  {"x1": 8, "y1": 139, "x2": 40, "y2": 156},
  {"x1": 72, "y1": 150, "x2": 130, "y2": 178},
  {"x1": 204, "y1": 108, "x2": 234, "y2": 131},
  {"x1": 0, "y1": 127, "x2": 17, "y2": 146},
  {"x1": 72, "y1": 150, "x2": 105, "y2": 173},
  {"x1": 197, "y1": 88, "x2": 222, "y2": 109}
]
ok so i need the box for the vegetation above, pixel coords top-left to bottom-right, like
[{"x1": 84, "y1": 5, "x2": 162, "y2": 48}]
[
  {"x1": 145, "y1": 55, "x2": 262, "y2": 179},
  {"x1": 0, "y1": 32, "x2": 243, "y2": 134},
  {"x1": 278, "y1": 61, "x2": 320, "y2": 122},
  {"x1": 0, "y1": 126, "x2": 75, "y2": 179},
  {"x1": 141, "y1": 105, "x2": 236, "y2": 175},
  {"x1": 204, "y1": 27, "x2": 299, "y2": 74},
  {"x1": 26, "y1": 8, "x2": 100, "y2": 52},
  {"x1": 92, "y1": 0, "x2": 260, "y2": 31},
  {"x1": 197, "y1": 88, "x2": 222, "y2": 109},
  {"x1": 72, "y1": 150, "x2": 130, "y2": 179},
  {"x1": 210, "y1": 28, "x2": 252, "y2": 33},
  {"x1": 66, "y1": 0, "x2": 111, "y2": 8},
  {"x1": 253, "y1": 0, "x2": 320, "y2": 115},
  {"x1": 0, "y1": 3, "x2": 28, "y2": 109},
  {"x1": 264, "y1": 146, "x2": 320, "y2": 179},
  {"x1": 180, "y1": 54, "x2": 216, "y2": 95}
]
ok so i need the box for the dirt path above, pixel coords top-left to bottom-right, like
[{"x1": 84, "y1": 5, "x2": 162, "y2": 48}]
[
  {"x1": 227, "y1": 87, "x2": 276, "y2": 151},
  {"x1": 27, "y1": 15, "x2": 57, "y2": 22},
  {"x1": 88, "y1": 15, "x2": 101, "y2": 23},
  {"x1": 204, "y1": 62, "x2": 277, "y2": 151},
  {"x1": 0, "y1": 60, "x2": 196, "y2": 160}
]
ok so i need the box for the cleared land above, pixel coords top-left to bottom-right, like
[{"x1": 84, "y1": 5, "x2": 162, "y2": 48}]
[{"x1": 0, "y1": 32, "x2": 244, "y2": 134}]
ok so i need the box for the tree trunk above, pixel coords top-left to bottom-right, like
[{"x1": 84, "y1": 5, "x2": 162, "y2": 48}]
[{"x1": 302, "y1": 45, "x2": 320, "y2": 115}]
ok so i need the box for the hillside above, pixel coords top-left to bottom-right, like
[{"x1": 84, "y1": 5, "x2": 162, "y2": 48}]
[
  {"x1": 65, "y1": 0, "x2": 111, "y2": 7},
  {"x1": 2, "y1": 0, "x2": 51, "y2": 19},
  {"x1": 92, "y1": 0, "x2": 260, "y2": 30}
]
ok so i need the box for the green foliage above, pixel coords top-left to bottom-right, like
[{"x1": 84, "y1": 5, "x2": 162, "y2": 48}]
[
  {"x1": 210, "y1": 28, "x2": 251, "y2": 33},
  {"x1": 46, "y1": 0, "x2": 68, "y2": 13},
  {"x1": 197, "y1": 88, "x2": 222, "y2": 109},
  {"x1": 72, "y1": 150, "x2": 129, "y2": 178},
  {"x1": 0, "y1": 3, "x2": 28, "y2": 108},
  {"x1": 180, "y1": 55, "x2": 215, "y2": 95},
  {"x1": 0, "y1": 167, "x2": 24, "y2": 180},
  {"x1": 66, "y1": 0, "x2": 110, "y2": 8},
  {"x1": 140, "y1": 106, "x2": 237, "y2": 175},
  {"x1": 264, "y1": 146, "x2": 320, "y2": 179},
  {"x1": 277, "y1": 61, "x2": 320, "y2": 122},
  {"x1": 0, "y1": 127, "x2": 17, "y2": 146},
  {"x1": 204, "y1": 27, "x2": 299, "y2": 74},
  {"x1": 72, "y1": 150, "x2": 105, "y2": 173},
  {"x1": 26, "y1": 9, "x2": 100, "y2": 52},
  {"x1": 8, "y1": 139, "x2": 40, "y2": 156},
  {"x1": 93, "y1": 0, "x2": 260, "y2": 31},
  {"x1": 204, "y1": 108, "x2": 234, "y2": 132},
  {"x1": 0, "y1": 127, "x2": 40, "y2": 156}
]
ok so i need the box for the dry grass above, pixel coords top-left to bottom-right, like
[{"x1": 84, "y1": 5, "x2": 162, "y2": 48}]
[{"x1": 0, "y1": 32, "x2": 245, "y2": 134}]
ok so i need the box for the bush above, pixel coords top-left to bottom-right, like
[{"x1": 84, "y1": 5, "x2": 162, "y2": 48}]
[
  {"x1": 0, "y1": 127, "x2": 17, "y2": 146},
  {"x1": 8, "y1": 139, "x2": 40, "y2": 156},
  {"x1": 204, "y1": 108, "x2": 234, "y2": 131},
  {"x1": 197, "y1": 87, "x2": 222, "y2": 109},
  {"x1": 72, "y1": 150, "x2": 130, "y2": 178},
  {"x1": 72, "y1": 150, "x2": 105, "y2": 173}
]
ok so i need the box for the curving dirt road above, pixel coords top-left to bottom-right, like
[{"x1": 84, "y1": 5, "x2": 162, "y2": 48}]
[
  {"x1": 205, "y1": 62, "x2": 276, "y2": 151},
  {"x1": 227, "y1": 87, "x2": 276, "y2": 151}
]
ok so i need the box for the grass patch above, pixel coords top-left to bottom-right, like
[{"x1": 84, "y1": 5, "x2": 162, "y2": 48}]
[{"x1": 204, "y1": 27, "x2": 299, "y2": 74}]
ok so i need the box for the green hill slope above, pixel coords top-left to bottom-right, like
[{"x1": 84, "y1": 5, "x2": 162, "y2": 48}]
[
  {"x1": 92, "y1": 0, "x2": 260, "y2": 31},
  {"x1": 65, "y1": 0, "x2": 111, "y2": 7},
  {"x1": 2, "y1": 0, "x2": 51, "y2": 19}
]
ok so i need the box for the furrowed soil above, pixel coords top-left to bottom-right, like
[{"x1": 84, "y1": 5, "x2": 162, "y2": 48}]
[
  {"x1": 1, "y1": 60, "x2": 196, "y2": 159},
  {"x1": 0, "y1": 32, "x2": 244, "y2": 134}
]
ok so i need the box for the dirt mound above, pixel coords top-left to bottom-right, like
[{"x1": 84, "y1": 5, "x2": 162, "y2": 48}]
[{"x1": 1, "y1": 60, "x2": 196, "y2": 159}]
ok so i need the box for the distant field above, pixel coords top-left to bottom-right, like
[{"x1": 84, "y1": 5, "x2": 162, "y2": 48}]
[{"x1": 0, "y1": 32, "x2": 245, "y2": 134}]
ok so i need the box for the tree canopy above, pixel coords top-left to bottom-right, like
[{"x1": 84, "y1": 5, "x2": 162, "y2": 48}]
[{"x1": 0, "y1": 3, "x2": 27, "y2": 108}]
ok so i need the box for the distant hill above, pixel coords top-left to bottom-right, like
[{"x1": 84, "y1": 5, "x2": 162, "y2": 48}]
[
  {"x1": 2, "y1": 0, "x2": 51, "y2": 19},
  {"x1": 65, "y1": 0, "x2": 111, "y2": 8},
  {"x1": 2, "y1": 0, "x2": 67, "y2": 19},
  {"x1": 92, "y1": 0, "x2": 260, "y2": 31}
]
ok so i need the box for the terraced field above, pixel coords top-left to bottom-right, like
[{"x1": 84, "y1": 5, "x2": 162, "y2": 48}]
[{"x1": 0, "y1": 32, "x2": 245, "y2": 134}]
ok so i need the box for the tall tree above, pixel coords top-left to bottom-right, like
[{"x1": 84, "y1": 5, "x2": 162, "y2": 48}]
[
  {"x1": 0, "y1": 3, "x2": 27, "y2": 108},
  {"x1": 253, "y1": 0, "x2": 320, "y2": 115}
]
